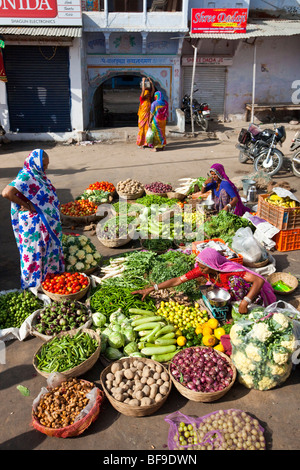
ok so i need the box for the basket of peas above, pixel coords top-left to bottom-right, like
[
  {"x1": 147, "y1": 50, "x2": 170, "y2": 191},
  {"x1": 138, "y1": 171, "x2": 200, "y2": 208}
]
[{"x1": 0, "y1": 289, "x2": 46, "y2": 341}]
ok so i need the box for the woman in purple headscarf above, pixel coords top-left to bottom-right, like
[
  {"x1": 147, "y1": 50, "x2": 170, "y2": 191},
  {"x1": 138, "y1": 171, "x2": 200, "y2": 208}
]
[
  {"x1": 131, "y1": 247, "x2": 276, "y2": 315},
  {"x1": 201, "y1": 163, "x2": 249, "y2": 216}
]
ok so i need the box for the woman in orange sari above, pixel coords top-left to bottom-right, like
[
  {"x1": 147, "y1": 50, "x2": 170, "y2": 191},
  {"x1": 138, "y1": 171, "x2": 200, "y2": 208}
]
[{"x1": 136, "y1": 77, "x2": 154, "y2": 148}]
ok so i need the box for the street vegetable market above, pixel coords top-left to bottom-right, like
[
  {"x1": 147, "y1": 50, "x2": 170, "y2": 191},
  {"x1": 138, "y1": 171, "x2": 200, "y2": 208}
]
[{"x1": 1, "y1": 174, "x2": 300, "y2": 450}]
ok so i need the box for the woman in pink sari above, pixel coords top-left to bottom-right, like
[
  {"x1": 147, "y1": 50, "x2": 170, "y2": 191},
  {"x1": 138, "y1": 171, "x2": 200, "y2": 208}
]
[
  {"x1": 201, "y1": 163, "x2": 249, "y2": 216},
  {"x1": 136, "y1": 77, "x2": 154, "y2": 148},
  {"x1": 131, "y1": 248, "x2": 276, "y2": 315}
]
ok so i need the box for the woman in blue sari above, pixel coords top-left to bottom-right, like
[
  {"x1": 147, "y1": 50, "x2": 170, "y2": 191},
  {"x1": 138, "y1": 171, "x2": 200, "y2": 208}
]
[
  {"x1": 148, "y1": 91, "x2": 169, "y2": 152},
  {"x1": 2, "y1": 149, "x2": 65, "y2": 289}
]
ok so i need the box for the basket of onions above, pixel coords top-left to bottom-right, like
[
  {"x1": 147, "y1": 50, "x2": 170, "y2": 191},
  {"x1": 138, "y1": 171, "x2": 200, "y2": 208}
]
[
  {"x1": 145, "y1": 182, "x2": 172, "y2": 197},
  {"x1": 169, "y1": 346, "x2": 236, "y2": 402}
]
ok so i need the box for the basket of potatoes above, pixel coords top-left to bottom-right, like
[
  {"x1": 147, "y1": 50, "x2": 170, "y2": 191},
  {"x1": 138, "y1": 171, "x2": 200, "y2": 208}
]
[
  {"x1": 116, "y1": 179, "x2": 145, "y2": 200},
  {"x1": 100, "y1": 357, "x2": 172, "y2": 416}
]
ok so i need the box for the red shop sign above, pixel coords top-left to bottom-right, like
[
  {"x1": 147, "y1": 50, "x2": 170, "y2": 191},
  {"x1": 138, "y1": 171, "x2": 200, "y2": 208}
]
[
  {"x1": 0, "y1": 0, "x2": 58, "y2": 18},
  {"x1": 191, "y1": 8, "x2": 248, "y2": 34}
]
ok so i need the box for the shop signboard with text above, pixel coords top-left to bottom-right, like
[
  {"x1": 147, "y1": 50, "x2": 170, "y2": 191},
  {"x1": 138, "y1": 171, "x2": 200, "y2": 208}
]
[
  {"x1": 0, "y1": 0, "x2": 82, "y2": 26},
  {"x1": 191, "y1": 8, "x2": 247, "y2": 34}
]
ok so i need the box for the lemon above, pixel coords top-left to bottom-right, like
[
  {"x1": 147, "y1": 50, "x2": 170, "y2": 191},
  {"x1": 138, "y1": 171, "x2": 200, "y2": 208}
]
[
  {"x1": 195, "y1": 325, "x2": 203, "y2": 335},
  {"x1": 214, "y1": 327, "x2": 226, "y2": 340}
]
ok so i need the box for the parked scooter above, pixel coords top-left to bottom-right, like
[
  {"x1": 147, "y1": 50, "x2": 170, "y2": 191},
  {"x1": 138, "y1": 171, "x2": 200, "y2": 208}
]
[
  {"x1": 181, "y1": 89, "x2": 211, "y2": 131},
  {"x1": 290, "y1": 130, "x2": 300, "y2": 177},
  {"x1": 237, "y1": 120, "x2": 286, "y2": 177}
]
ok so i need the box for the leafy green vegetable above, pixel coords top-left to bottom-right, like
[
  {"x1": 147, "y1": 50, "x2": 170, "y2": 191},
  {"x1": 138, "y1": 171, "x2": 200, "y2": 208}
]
[
  {"x1": 203, "y1": 211, "x2": 252, "y2": 245},
  {"x1": 17, "y1": 385, "x2": 30, "y2": 396}
]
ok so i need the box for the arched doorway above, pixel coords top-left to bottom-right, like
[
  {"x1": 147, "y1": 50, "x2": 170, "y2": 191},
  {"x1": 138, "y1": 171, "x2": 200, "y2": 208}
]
[{"x1": 91, "y1": 72, "x2": 166, "y2": 129}]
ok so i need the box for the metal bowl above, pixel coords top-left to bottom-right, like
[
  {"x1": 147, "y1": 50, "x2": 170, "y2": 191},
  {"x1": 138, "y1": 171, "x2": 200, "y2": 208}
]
[
  {"x1": 207, "y1": 288, "x2": 231, "y2": 307},
  {"x1": 202, "y1": 200, "x2": 215, "y2": 210}
]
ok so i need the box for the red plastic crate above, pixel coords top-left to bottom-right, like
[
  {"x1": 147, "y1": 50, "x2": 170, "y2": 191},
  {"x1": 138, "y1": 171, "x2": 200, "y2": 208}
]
[
  {"x1": 192, "y1": 238, "x2": 243, "y2": 264},
  {"x1": 274, "y1": 228, "x2": 300, "y2": 252}
]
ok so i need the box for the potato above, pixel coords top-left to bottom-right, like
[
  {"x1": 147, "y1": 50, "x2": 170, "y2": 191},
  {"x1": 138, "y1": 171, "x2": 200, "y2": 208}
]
[
  {"x1": 114, "y1": 393, "x2": 124, "y2": 402},
  {"x1": 156, "y1": 378, "x2": 163, "y2": 386},
  {"x1": 159, "y1": 385, "x2": 169, "y2": 396},
  {"x1": 122, "y1": 361, "x2": 130, "y2": 369},
  {"x1": 105, "y1": 380, "x2": 113, "y2": 390},
  {"x1": 106, "y1": 372, "x2": 115, "y2": 381},
  {"x1": 141, "y1": 397, "x2": 152, "y2": 406},
  {"x1": 124, "y1": 397, "x2": 131, "y2": 404},
  {"x1": 129, "y1": 399, "x2": 140, "y2": 406},
  {"x1": 134, "y1": 382, "x2": 143, "y2": 392},
  {"x1": 135, "y1": 390, "x2": 144, "y2": 401},
  {"x1": 140, "y1": 376, "x2": 148, "y2": 385},
  {"x1": 111, "y1": 362, "x2": 122, "y2": 374},
  {"x1": 156, "y1": 364, "x2": 163, "y2": 374},
  {"x1": 154, "y1": 393, "x2": 163, "y2": 403},
  {"x1": 142, "y1": 384, "x2": 150, "y2": 397},
  {"x1": 153, "y1": 372, "x2": 161, "y2": 381},
  {"x1": 161, "y1": 371, "x2": 169, "y2": 382},
  {"x1": 136, "y1": 361, "x2": 144, "y2": 370},
  {"x1": 124, "y1": 369, "x2": 134, "y2": 380},
  {"x1": 149, "y1": 384, "x2": 159, "y2": 399},
  {"x1": 142, "y1": 366, "x2": 151, "y2": 377},
  {"x1": 146, "y1": 377, "x2": 155, "y2": 386}
]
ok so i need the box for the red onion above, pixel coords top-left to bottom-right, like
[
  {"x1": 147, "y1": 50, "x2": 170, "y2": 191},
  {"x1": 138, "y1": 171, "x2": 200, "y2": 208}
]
[
  {"x1": 170, "y1": 347, "x2": 234, "y2": 394},
  {"x1": 144, "y1": 182, "x2": 172, "y2": 193}
]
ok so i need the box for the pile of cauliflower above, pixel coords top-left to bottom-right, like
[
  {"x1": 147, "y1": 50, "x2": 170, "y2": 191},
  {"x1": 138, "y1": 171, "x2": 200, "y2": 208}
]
[
  {"x1": 62, "y1": 234, "x2": 102, "y2": 273},
  {"x1": 230, "y1": 309, "x2": 296, "y2": 391}
]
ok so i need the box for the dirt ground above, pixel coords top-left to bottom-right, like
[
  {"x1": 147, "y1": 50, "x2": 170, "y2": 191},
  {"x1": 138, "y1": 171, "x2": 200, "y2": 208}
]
[{"x1": 1, "y1": 121, "x2": 300, "y2": 453}]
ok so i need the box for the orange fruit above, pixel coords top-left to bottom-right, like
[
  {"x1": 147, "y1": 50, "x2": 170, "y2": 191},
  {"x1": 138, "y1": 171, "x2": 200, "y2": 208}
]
[
  {"x1": 214, "y1": 343, "x2": 225, "y2": 352},
  {"x1": 202, "y1": 334, "x2": 216, "y2": 347},
  {"x1": 177, "y1": 336, "x2": 187, "y2": 347},
  {"x1": 195, "y1": 325, "x2": 203, "y2": 335},
  {"x1": 202, "y1": 325, "x2": 213, "y2": 336},
  {"x1": 207, "y1": 318, "x2": 219, "y2": 330},
  {"x1": 214, "y1": 327, "x2": 226, "y2": 340}
]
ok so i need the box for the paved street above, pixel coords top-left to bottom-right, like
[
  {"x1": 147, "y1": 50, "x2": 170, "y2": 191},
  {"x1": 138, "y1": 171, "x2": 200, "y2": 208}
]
[{"x1": 0, "y1": 122, "x2": 300, "y2": 451}]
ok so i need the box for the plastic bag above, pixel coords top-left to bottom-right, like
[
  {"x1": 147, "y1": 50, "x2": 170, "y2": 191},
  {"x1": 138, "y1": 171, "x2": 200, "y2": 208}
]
[
  {"x1": 232, "y1": 227, "x2": 265, "y2": 264},
  {"x1": 146, "y1": 128, "x2": 154, "y2": 144},
  {"x1": 165, "y1": 410, "x2": 266, "y2": 450},
  {"x1": 230, "y1": 308, "x2": 296, "y2": 390},
  {"x1": 263, "y1": 300, "x2": 300, "y2": 341},
  {"x1": 0, "y1": 288, "x2": 50, "y2": 342}
]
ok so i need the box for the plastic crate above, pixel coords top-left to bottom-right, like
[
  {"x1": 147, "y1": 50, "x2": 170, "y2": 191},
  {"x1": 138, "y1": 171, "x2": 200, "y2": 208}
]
[
  {"x1": 202, "y1": 294, "x2": 230, "y2": 322},
  {"x1": 274, "y1": 228, "x2": 300, "y2": 252},
  {"x1": 257, "y1": 194, "x2": 300, "y2": 231},
  {"x1": 192, "y1": 238, "x2": 243, "y2": 265}
]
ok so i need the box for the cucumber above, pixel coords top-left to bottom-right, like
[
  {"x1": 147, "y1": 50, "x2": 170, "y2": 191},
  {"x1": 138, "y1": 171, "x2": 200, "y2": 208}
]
[{"x1": 141, "y1": 344, "x2": 177, "y2": 356}]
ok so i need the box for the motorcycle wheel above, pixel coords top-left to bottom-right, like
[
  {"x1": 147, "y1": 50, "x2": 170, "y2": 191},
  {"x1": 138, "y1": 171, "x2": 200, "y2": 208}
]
[
  {"x1": 254, "y1": 148, "x2": 283, "y2": 176},
  {"x1": 195, "y1": 115, "x2": 209, "y2": 132},
  {"x1": 291, "y1": 150, "x2": 300, "y2": 177},
  {"x1": 238, "y1": 150, "x2": 249, "y2": 163}
]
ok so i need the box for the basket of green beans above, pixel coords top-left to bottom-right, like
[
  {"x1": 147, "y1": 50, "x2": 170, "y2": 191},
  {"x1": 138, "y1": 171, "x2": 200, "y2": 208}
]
[{"x1": 33, "y1": 328, "x2": 101, "y2": 378}]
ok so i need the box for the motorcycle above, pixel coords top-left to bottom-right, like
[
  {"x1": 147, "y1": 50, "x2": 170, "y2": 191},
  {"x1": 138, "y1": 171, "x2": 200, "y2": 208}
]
[
  {"x1": 181, "y1": 89, "x2": 211, "y2": 132},
  {"x1": 290, "y1": 130, "x2": 300, "y2": 177},
  {"x1": 237, "y1": 121, "x2": 286, "y2": 176}
]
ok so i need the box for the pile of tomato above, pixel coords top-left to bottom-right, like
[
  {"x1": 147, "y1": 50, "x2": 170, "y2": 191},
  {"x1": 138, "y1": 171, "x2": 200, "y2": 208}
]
[
  {"x1": 42, "y1": 272, "x2": 89, "y2": 295},
  {"x1": 87, "y1": 181, "x2": 115, "y2": 193},
  {"x1": 61, "y1": 200, "x2": 98, "y2": 217}
]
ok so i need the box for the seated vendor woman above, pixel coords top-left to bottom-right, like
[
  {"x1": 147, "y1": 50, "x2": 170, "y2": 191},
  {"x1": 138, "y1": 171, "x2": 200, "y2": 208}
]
[
  {"x1": 131, "y1": 248, "x2": 276, "y2": 315},
  {"x1": 201, "y1": 163, "x2": 249, "y2": 216}
]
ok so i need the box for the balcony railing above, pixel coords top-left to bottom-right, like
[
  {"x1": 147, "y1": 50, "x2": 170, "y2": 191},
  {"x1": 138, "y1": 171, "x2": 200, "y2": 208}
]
[{"x1": 82, "y1": 0, "x2": 188, "y2": 31}]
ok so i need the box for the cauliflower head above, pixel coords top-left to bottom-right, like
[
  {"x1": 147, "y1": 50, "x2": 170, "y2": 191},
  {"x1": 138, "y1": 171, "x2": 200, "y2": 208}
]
[
  {"x1": 251, "y1": 322, "x2": 272, "y2": 342},
  {"x1": 230, "y1": 324, "x2": 243, "y2": 346},
  {"x1": 245, "y1": 343, "x2": 263, "y2": 362}
]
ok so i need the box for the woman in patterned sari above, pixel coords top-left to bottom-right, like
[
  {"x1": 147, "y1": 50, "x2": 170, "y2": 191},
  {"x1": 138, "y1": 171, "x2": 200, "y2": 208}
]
[
  {"x1": 2, "y1": 149, "x2": 65, "y2": 289},
  {"x1": 201, "y1": 163, "x2": 249, "y2": 216},
  {"x1": 136, "y1": 77, "x2": 154, "y2": 148},
  {"x1": 148, "y1": 91, "x2": 169, "y2": 152}
]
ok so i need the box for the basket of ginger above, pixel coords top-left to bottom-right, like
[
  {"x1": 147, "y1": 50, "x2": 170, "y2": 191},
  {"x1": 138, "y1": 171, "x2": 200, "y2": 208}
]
[{"x1": 32, "y1": 377, "x2": 104, "y2": 438}]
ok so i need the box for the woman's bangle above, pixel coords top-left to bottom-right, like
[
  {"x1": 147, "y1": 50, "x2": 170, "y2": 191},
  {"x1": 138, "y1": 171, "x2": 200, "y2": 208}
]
[
  {"x1": 154, "y1": 284, "x2": 159, "y2": 291},
  {"x1": 243, "y1": 296, "x2": 252, "y2": 304},
  {"x1": 227, "y1": 203, "x2": 231, "y2": 209}
]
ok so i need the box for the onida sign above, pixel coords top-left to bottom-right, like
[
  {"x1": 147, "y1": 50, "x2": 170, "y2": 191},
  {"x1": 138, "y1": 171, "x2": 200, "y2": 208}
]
[
  {"x1": 191, "y1": 8, "x2": 248, "y2": 34},
  {"x1": 0, "y1": 0, "x2": 82, "y2": 25}
]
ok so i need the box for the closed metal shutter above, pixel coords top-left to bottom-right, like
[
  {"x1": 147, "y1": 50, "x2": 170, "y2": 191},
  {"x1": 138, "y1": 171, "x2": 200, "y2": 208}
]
[
  {"x1": 183, "y1": 66, "x2": 226, "y2": 119},
  {"x1": 4, "y1": 45, "x2": 71, "y2": 133}
]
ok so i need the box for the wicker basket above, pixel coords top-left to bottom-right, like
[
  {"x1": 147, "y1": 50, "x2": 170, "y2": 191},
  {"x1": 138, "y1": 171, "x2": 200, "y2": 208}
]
[
  {"x1": 60, "y1": 212, "x2": 101, "y2": 226},
  {"x1": 267, "y1": 272, "x2": 299, "y2": 295},
  {"x1": 243, "y1": 257, "x2": 270, "y2": 268},
  {"x1": 30, "y1": 304, "x2": 92, "y2": 341},
  {"x1": 100, "y1": 356, "x2": 172, "y2": 417},
  {"x1": 169, "y1": 347, "x2": 237, "y2": 403},
  {"x1": 31, "y1": 381, "x2": 105, "y2": 438},
  {"x1": 41, "y1": 274, "x2": 90, "y2": 302},
  {"x1": 167, "y1": 191, "x2": 186, "y2": 201},
  {"x1": 33, "y1": 328, "x2": 101, "y2": 379},
  {"x1": 97, "y1": 234, "x2": 133, "y2": 248},
  {"x1": 145, "y1": 189, "x2": 168, "y2": 198},
  {"x1": 117, "y1": 188, "x2": 145, "y2": 200}
]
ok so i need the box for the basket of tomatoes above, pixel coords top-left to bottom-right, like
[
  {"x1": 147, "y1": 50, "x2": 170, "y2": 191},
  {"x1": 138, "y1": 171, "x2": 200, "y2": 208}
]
[
  {"x1": 60, "y1": 200, "x2": 100, "y2": 225},
  {"x1": 41, "y1": 272, "x2": 90, "y2": 302}
]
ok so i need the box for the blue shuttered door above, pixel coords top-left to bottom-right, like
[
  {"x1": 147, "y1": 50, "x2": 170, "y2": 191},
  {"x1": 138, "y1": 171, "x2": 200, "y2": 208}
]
[{"x1": 5, "y1": 45, "x2": 71, "y2": 133}]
